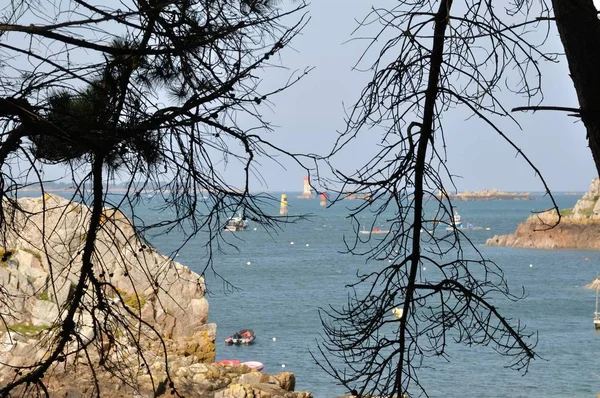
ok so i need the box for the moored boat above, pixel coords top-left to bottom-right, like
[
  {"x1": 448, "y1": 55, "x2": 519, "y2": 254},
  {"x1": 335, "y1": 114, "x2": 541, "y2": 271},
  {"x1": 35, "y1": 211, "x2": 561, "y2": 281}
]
[
  {"x1": 242, "y1": 361, "x2": 264, "y2": 371},
  {"x1": 445, "y1": 210, "x2": 463, "y2": 231},
  {"x1": 359, "y1": 227, "x2": 390, "y2": 235},
  {"x1": 225, "y1": 215, "x2": 249, "y2": 231},
  {"x1": 225, "y1": 329, "x2": 256, "y2": 345},
  {"x1": 216, "y1": 359, "x2": 241, "y2": 366}
]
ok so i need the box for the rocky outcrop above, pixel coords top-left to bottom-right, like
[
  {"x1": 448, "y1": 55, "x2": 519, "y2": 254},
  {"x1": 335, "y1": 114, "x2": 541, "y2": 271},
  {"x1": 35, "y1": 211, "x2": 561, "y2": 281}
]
[
  {"x1": 0, "y1": 194, "x2": 312, "y2": 397},
  {"x1": 439, "y1": 188, "x2": 531, "y2": 201},
  {"x1": 44, "y1": 362, "x2": 310, "y2": 397},
  {"x1": 0, "y1": 193, "x2": 214, "y2": 365},
  {"x1": 486, "y1": 178, "x2": 600, "y2": 249}
]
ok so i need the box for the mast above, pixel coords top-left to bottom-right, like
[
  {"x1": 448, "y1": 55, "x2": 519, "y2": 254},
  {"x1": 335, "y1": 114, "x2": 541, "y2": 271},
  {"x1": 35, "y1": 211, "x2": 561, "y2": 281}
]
[{"x1": 594, "y1": 288, "x2": 598, "y2": 320}]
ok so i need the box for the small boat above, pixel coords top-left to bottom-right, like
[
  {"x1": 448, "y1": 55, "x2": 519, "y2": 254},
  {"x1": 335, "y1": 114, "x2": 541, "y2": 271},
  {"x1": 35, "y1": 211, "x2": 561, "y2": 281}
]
[
  {"x1": 241, "y1": 361, "x2": 264, "y2": 371},
  {"x1": 594, "y1": 287, "x2": 600, "y2": 330},
  {"x1": 225, "y1": 329, "x2": 256, "y2": 345},
  {"x1": 216, "y1": 359, "x2": 241, "y2": 366},
  {"x1": 359, "y1": 227, "x2": 390, "y2": 235},
  {"x1": 224, "y1": 215, "x2": 249, "y2": 232},
  {"x1": 445, "y1": 210, "x2": 463, "y2": 231}
]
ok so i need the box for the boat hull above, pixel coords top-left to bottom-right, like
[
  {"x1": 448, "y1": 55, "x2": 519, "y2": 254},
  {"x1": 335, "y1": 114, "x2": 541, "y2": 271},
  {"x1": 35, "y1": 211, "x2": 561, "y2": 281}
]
[
  {"x1": 242, "y1": 361, "x2": 264, "y2": 371},
  {"x1": 216, "y1": 359, "x2": 241, "y2": 366},
  {"x1": 225, "y1": 329, "x2": 256, "y2": 345},
  {"x1": 225, "y1": 216, "x2": 249, "y2": 231}
]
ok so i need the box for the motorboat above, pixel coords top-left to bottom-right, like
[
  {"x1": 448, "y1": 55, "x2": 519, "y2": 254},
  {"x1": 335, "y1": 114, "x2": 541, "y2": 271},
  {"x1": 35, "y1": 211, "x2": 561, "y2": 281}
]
[
  {"x1": 359, "y1": 227, "x2": 390, "y2": 235},
  {"x1": 445, "y1": 210, "x2": 463, "y2": 231},
  {"x1": 225, "y1": 215, "x2": 249, "y2": 231},
  {"x1": 225, "y1": 329, "x2": 256, "y2": 345}
]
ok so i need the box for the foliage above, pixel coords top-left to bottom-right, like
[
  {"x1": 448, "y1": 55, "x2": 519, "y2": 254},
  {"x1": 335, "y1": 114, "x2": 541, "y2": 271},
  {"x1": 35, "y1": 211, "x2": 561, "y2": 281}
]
[{"x1": 31, "y1": 86, "x2": 162, "y2": 170}]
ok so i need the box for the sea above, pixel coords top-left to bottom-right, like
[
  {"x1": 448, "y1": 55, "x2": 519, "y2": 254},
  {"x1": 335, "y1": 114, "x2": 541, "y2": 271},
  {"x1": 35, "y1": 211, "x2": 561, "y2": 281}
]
[{"x1": 36, "y1": 191, "x2": 600, "y2": 396}]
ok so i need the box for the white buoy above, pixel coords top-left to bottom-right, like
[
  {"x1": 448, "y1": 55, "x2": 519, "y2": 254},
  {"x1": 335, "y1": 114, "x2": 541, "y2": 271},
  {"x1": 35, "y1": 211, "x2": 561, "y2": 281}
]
[
  {"x1": 388, "y1": 259, "x2": 392, "y2": 263},
  {"x1": 392, "y1": 307, "x2": 404, "y2": 319},
  {"x1": 272, "y1": 337, "x2": 277, "y2": 342},
  {"x1": 253, "y1": 228, "x2": 257, "y2": 231},
  {"x1": 247, "y1": 261, "x2": 252, "y2": 266},
  {"x1": 175, "y1": 253, "x2": 180, "y2": 257},
  {"x1": 423, "y1": 267, "x2": 426, "y2": 271},
  {"x1": 305, "y1": 243, "x2": 309, "y2": 247},
  {"x1": 529, "y1": 264, "x2": 533, "y2": 268},
  {"x1": 290, "y1": 241, "x2": 295, "y2": 245},
  {"x1": 281, "y1": 364, "x2": 286, "y2": 368}
]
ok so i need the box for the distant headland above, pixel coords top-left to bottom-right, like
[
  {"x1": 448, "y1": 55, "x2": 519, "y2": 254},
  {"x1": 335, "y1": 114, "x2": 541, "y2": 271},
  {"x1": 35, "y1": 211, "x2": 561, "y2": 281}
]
[
  {"x1": 487, "y1": 178, "x2": 600, "y2": 250},
  {"x1": 438, "y1": 188, "x2": 531, "y2": 201}
]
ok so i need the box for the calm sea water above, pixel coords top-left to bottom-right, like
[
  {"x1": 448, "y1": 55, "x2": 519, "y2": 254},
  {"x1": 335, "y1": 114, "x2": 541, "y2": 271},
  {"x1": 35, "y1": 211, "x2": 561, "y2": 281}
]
[{"x1": 50, "y1": 191, "x2": 600, "y2": 396}]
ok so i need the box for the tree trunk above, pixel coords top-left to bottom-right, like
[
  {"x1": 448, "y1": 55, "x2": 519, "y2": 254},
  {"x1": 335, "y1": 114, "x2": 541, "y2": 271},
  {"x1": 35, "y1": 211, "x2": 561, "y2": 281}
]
[{"x1": 552, "y1": 0, "x2": 600, "y2": 177}]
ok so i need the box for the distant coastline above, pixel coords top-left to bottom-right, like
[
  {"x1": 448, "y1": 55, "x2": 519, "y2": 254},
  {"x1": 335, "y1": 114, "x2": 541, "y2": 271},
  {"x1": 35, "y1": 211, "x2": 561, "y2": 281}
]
[{"x1": 438, "y1": 188, "x2": 531, "y2": 201}]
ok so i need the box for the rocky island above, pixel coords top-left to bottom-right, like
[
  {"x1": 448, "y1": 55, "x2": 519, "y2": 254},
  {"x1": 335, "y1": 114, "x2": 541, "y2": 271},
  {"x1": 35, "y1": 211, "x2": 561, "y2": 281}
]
[
  {"x1": 0, "y1": 193, "x2": 312, "y2": 397},
  {"x1": 486, "y1": 178, "x2": 600, "y2": 250},
  {"x1": 439, "y1": 188, "x2": 531, "y2": 201}
]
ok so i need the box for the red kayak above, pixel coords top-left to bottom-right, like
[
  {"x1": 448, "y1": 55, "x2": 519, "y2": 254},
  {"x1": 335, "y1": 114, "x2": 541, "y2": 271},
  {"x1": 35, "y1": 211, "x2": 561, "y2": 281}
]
[{"x1": 215, "y1": 359, "x2": 241, "y2": 366}]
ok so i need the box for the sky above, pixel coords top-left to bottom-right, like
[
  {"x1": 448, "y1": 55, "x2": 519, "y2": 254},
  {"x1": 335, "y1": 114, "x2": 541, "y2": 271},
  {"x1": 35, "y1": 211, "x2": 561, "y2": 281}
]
[
  {"x1": 247, "y1": 1, "x2": 598, "y2": 193},
  {"x1": 8, "y1": 1, "x2": 599, "y2": 193}
]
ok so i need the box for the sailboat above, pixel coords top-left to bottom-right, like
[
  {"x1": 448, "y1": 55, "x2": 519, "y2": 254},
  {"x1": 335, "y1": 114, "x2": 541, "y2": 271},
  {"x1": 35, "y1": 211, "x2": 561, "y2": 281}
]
[{"x1": 595, "y1": 286, "x2": 600, "y2": 330}]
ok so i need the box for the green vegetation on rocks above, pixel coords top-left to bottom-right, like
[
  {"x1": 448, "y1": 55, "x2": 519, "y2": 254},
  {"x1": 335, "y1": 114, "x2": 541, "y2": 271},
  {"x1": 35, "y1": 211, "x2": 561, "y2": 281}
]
[
  {"x1": 114, "y1": 288, "x2": 147, "y2": 311},
  {"x1": 7, "y1": 323, "x2": 50, "y2": 335},
  {"x1": 559, "y1": 208, "x2": 574, "y2": 217}
]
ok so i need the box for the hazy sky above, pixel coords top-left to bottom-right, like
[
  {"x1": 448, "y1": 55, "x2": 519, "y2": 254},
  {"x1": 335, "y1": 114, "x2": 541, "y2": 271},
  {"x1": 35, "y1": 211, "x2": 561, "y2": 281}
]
[
  {"x1": 250, "y1": 1, "x2": 598, "y2": 193},
  {"x1": 18, "y1": 1, "x2": 599, "y2": 193}
]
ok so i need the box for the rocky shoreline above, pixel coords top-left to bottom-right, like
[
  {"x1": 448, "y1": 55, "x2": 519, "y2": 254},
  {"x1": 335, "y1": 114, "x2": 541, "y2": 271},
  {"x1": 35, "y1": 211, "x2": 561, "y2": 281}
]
[
  {"x1": 0, "y1": 194, "x2": 312, "y2": 397},
  {"x1": 486, "y1": 178, "x2": 600, "y2": 250}
]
